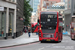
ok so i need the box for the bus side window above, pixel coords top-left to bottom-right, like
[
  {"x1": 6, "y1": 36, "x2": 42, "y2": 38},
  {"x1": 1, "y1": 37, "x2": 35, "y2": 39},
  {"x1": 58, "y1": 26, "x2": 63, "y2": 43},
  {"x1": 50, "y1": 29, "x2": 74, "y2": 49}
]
[{"x1": 59, "y1": 27, "x2": 61, "y2": 33}]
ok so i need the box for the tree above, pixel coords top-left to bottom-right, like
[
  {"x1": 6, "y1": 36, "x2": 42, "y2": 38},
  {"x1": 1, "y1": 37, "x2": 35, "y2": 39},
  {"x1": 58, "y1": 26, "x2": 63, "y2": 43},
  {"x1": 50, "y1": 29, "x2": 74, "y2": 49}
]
[{"x1": 24, "y1": 0, "x2": 33, "y2": 26}]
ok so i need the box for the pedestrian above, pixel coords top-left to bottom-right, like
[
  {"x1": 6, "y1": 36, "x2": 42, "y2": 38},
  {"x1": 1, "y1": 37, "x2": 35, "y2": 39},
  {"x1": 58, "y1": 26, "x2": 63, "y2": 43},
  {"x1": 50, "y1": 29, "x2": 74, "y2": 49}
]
[
  {"x1": 28, "y1": 26, "x2": 31, "y2": 37},
  {"x1": 23, "y1": 26, "x2": 25, "y2": 32},
  {"x1": 25, "y1": 29, "x2": 27, "y2": 33}
]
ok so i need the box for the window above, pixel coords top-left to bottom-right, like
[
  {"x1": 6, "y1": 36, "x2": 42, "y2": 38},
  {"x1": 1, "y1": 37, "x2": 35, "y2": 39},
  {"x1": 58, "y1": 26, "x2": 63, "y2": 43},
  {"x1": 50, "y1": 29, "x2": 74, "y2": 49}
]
[
  {"x1": 12, "y1": 0, "x2": 15, "y2": 2},
  {"x1": 59, "y1": 27, "x2": 62, "y2": 33}
]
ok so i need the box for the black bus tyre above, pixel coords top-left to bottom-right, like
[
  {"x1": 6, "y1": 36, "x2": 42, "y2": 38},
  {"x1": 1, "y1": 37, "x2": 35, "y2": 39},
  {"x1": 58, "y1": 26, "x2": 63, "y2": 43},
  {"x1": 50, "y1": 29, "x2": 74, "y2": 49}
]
[
  {"x1": 57, "y1": 41, "x2": 61, "y2": 43},
  {"x1": 40, "y1": 41, "x2": 44, "y2": 43},
  {"x1": 71, "y1": 38, "x2": 75, "y2": 40},
  {"x1": 71, "y1": 38, "x2": 73, "y2": 40},
  {"x1": 71, "y1": 36, "x2": 75, "y2": 40},
  {"x1": 59, "y1": 41, "x2": 61, "y2": 43}
]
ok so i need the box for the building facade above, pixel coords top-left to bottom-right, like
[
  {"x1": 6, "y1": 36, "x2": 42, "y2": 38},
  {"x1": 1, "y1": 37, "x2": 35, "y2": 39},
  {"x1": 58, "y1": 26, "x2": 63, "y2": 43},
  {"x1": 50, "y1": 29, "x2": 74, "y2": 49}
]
[
  {"x1": 42, "y1": 0, "x2": 61, "y2": 9},
  {"x1": 16, "y1": 0, "x2": 24, "y2": 37},
  {"x1": 0, "y1": 0, "x2": 24, "y2": 39},
  {"x1": 29, "y1": 0, "x2": 40, "y2": 23},
  {"x1": 29, "y1": 0, "x2": 33, "y2": 9},
  {"x1": 29, "y1": 0, "x2": 40, "y2": 13},
  {"x1": 64, "y1": 0, "x2": 71, "y2": 35},
  {"x1": 0, "y1": 0, "x2": 16, "y2": 39}
]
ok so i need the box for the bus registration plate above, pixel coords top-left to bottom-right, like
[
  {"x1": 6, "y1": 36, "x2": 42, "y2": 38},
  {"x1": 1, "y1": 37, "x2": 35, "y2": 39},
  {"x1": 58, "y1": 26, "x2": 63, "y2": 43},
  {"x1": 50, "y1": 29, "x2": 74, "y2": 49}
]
[{"x1": 46, "y1": 39, "x2": 50, "y2": 41}]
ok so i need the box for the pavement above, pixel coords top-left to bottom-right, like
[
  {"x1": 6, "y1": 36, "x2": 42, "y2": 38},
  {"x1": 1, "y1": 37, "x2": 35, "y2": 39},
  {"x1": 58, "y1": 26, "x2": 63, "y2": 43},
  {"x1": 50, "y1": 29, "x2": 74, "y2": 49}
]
[
  {"x1": 0, "y1": 33, "x2": 39, "y2": 48},
  {"x1": 1, "y1": 35, "x2": 75, "y2": 50},
  {"x1": 63, "y1": 30, "x2": 70, "y2": 35},
  {"x1": 0, "y1": 31, "x2": 70, "y2": 48}
]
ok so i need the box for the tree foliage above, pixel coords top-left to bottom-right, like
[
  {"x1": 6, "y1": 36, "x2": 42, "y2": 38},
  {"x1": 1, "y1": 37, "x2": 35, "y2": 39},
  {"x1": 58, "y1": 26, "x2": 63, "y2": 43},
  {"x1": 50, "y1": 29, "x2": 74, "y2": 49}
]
[{"x1": 24, "y1": 0, "x2": 33, "y2": 26}]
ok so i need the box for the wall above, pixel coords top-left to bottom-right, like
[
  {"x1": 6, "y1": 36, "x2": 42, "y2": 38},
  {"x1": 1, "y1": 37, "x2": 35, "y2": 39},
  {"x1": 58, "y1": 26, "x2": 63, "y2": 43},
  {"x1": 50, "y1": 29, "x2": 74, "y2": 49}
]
[{"x1": 16, "y1": 0, "x2": 24, "y2": 37}]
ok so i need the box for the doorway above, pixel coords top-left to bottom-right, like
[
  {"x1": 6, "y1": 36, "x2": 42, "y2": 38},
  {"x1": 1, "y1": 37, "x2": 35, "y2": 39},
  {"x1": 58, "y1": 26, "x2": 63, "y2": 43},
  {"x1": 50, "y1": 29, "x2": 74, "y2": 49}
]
[
  {"x1": 0, "y1": 12, "x2": 5, "y2": 37},
  {"x1": 8, "y1": 13, "x2": 14, "y2": 36}
]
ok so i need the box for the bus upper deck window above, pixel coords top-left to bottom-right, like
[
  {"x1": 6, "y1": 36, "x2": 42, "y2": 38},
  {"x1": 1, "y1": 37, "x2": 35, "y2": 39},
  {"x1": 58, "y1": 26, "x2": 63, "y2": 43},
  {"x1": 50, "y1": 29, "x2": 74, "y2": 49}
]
[{"x1": 54, "y1": 15, "x2": 57, "y2": 18}]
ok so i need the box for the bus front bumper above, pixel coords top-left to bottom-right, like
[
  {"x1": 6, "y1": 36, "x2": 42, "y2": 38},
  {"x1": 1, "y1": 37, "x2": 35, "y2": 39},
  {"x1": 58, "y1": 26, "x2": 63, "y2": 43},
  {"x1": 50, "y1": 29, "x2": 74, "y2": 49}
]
[{"x1": 39, "y1": 37, "x2": 58, "y2": 41}]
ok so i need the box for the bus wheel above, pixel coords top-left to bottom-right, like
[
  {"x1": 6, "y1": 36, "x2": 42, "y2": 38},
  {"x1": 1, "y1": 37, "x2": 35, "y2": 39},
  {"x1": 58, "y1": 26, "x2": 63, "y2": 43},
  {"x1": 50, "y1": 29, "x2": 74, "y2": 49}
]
[
  {"x1": 40, "y1": 41, "x2": 44, "y2": 43},
  {"x1": 57, "y1": 41, "x2": 61, "y2": 43},
  {"x1": 71, "y1": 39, "x2": 75, "y2": 40},
  {"x1": 71, "y1": 37, "x2": 75, "y2": 40},
  {"x1": 71, "y1": 38, "x2": 73, "y2": 40}
]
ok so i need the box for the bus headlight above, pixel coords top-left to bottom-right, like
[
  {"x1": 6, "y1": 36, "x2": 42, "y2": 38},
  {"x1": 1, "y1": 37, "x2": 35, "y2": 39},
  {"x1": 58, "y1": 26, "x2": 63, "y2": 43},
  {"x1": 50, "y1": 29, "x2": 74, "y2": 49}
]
[{"x1": 40, "y1": 28, "x2": 41, "y2": 30}]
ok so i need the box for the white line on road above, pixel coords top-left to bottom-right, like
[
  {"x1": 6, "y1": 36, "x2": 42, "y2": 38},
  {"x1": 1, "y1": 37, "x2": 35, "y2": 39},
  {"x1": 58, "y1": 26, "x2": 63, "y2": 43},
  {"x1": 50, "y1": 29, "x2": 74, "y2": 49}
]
[
  {"x1": 38, "y1": 47, "x2": 45, "y2": 50},
  {"x1": 65, "y1": 46, "x2": 74, "y2": 49},
  {"x1": 46, "y1": 45, "x2": 74, "y2": 49},
  {"x1": 37, "y1": 45, "x2": 74, "y2": 50}
]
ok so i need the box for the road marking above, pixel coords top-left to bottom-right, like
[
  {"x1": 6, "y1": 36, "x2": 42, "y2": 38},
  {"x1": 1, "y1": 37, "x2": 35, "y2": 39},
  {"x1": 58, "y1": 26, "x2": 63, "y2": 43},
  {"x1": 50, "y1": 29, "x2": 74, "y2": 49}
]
[
  {"x1": 46, "y1": 45, "x2": 51, "y2": 47},
  {"x1": 38, "y1": 47, "x2": 44, "y2": 50},
  {"x1": 46, "y1": 45, "x2": 74, "y2": 49},
  {"x1": 62, "y1": 41, "x2": 69, "y2": 42},
  {"x1": 52, "y1": 46, "x2": 65, "y2": 48},
  {"x1": 65, "y1": 46, "x2": 74, "y2": 49}
]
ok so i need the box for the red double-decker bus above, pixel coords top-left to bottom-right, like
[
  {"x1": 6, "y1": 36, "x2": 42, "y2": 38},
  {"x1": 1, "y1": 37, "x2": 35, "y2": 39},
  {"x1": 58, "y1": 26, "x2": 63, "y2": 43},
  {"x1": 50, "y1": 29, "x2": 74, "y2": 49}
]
[
  {"x1": 31, "y1": 23, "x2": 39, "y2": 33},
  {"x1": 38, "y1": 11, "x2": 63, "y2": 42},
  {"x1": 70, "y1": 22, "x2": 75, "y2": 40}
]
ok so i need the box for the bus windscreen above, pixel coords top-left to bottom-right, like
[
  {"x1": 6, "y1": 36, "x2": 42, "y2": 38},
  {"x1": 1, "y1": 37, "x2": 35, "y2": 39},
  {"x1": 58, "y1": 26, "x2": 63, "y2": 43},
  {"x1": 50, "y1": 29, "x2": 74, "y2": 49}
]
[{"x1": 41, "y1": 14, "x2": 57, "y2": 33}]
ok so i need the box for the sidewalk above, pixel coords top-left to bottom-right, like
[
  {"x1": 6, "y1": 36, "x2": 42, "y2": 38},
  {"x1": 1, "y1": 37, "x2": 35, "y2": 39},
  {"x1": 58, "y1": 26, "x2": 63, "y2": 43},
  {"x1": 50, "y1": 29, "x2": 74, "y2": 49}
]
[
  {"x1": 63, "y1": 30, "x2": 68, "y2": 35},
  {"x1": 63, "y1": 30, "x2": 70, "y2": 37},
  {"x1": 0, "y1": 33, "x2": 39, "y2": 48}
]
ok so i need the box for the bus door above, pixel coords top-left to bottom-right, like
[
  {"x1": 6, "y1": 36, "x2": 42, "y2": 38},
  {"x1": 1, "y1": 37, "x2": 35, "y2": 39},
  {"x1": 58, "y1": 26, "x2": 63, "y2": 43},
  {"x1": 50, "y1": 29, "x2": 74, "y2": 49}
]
[
  {"x1": 58, "y1": 26, "x2": 62, "y2": 40},
  {"x1": 59, "y1": 21, "x2": 63, "y2": 40}
]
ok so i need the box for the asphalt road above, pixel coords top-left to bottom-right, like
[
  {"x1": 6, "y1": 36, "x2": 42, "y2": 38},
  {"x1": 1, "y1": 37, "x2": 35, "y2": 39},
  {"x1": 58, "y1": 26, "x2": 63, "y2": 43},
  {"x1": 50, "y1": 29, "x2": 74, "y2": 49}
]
[{"x1": 0, "y1": 35, "x2": 75, "y2": 50}]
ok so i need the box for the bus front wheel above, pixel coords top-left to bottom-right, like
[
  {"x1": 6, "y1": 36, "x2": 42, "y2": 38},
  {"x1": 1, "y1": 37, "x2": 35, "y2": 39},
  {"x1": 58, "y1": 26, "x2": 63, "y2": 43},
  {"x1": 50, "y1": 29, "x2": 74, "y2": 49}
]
[
  {"x1": 40, "y1": 41, "x2": 44, "y2": 43},
  {"x1": 57, "y1": 41, "x2": 61, "y2": 43}
]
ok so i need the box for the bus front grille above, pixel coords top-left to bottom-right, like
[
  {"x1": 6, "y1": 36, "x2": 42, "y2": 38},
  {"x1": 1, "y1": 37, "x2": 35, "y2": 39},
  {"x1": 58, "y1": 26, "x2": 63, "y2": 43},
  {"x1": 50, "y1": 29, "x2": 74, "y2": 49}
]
[{"x1": 43, "y1": 34, "x2": 54, "y2": 38}]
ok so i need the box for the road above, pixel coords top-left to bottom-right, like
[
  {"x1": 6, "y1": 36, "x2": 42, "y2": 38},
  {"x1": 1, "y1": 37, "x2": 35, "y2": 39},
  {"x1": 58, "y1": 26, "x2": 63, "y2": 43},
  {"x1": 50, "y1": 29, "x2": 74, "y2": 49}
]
[{"x1": 0, "y1": 35, "x2": 75, "y2": 50}]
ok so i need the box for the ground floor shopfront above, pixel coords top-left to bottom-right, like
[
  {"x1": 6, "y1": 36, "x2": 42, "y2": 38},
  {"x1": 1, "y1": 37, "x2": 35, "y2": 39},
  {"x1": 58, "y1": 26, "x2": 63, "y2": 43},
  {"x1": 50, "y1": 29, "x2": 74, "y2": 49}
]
[
  {"x1": 0, "y1": 7, "x2": 16, "y2": 39},
  {"x1": 0, "y1": 11, "x2": 6, "y2": 37},
  {"x1": 0, "y1": 1, "x2": 24, "y2": 39}
]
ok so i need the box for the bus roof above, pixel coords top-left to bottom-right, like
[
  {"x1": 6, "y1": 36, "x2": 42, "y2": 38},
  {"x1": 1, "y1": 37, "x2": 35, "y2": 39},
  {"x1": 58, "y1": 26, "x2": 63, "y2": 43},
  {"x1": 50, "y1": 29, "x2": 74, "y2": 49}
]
[{"x1": 41, "y1": 11, "x2": 57, "y2": 14}]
